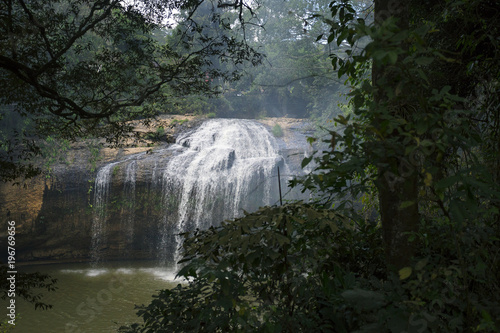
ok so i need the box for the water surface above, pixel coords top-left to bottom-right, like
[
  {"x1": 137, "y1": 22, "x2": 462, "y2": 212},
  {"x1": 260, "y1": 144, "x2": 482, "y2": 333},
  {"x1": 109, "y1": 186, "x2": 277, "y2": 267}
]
[{"x1": 3, "y1": 261, "x2": 179, "y2": 333}]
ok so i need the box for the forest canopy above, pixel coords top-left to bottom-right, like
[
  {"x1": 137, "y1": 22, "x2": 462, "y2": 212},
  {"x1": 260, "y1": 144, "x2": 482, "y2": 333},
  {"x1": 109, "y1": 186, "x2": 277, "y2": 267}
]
[{"x1": 0, "y1": 0, "x2": 262, "y2": 181}]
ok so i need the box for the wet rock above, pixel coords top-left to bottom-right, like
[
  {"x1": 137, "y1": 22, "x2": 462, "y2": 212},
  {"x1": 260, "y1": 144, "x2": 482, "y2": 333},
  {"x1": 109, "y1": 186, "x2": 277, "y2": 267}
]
[{"x1": 0, "y1": 117, "x2": 311, "y2": 263}]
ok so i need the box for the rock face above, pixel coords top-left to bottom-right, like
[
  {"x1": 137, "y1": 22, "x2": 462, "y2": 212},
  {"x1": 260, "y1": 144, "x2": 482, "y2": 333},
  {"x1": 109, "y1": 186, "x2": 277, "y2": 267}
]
[
  {"x1": 0, "y1": 165, "x2": 92, "y2": 262},
  {"x1": 0, "y1": 117, "x2": 311, "y2": 264}
]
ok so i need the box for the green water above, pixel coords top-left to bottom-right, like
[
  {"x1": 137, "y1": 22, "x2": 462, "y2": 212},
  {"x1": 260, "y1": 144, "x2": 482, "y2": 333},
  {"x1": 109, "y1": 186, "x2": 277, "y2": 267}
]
[{"x1": 3, "y1": 261, "x2": 179, "y2": 333}]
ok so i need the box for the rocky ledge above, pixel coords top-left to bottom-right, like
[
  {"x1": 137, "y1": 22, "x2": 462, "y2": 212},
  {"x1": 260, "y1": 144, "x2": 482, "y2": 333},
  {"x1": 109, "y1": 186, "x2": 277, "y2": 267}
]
[{"x1": 0, "y1": 116, "x2": 311, "y2": 263}]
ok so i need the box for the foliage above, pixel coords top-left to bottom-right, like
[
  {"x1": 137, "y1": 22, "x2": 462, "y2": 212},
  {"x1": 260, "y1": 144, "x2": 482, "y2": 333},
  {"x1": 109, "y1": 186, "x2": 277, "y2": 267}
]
[
  {"x1": 1, "y1": 264, "x2": 57, "y2": 331},
  {"x1": 297, "y1": 0, "x2": 500, "y2": 329},
  {"x1": 122, "y1": 0, "x2": 500, "y2": 332},
  {"x1": 0, "y1": 316, "x2": 17, "y2": 333},
  {"x1": 0, "y1": 264, "x2": 57, "y2": 310},
  {"x1": 295, "y1": 0, "x2": 500, "y2": 268},
  {"x1": 39, "y1": 135, "x2": 70, "y2": 177},
  {"x1": 119, "y1": 203, "x2": 385, "y2": 332},
  {"x1": 181, "y1": 0, "x2": 370, "y2": 119},
  {"x1": 171, "y1": 118, "x2": 189, "y2": 126},
  {"x1": 0, "y1": 0, "x2": 262, "y2": 181},
  {"x1": 144, "y1": 126, "x2": 167, "y2": 142},
  {"x1": 122, "y1": 201, "x2": 499, "y2": 332},
  {"x1": 271, "y1": 123, "x2": 284, "y2": 138}
]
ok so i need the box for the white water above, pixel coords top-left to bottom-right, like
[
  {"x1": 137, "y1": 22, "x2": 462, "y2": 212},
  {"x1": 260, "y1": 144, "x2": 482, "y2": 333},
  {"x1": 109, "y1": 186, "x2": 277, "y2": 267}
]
[
  {"x1": 91, "y1": 154, "x2": 142, "y2": 264},
  {"x1": 90, "y1": 162, "x2": 118, "y2": 265},
  {"x1": 159, "y1": 119, "x2": 287, "y2": 265},
  {"x1": 122, "y1": 159, "x2": 137, "y2": 249},
  {"x1": 91, "y1": 119, "x2": 304, "y2": 266}
]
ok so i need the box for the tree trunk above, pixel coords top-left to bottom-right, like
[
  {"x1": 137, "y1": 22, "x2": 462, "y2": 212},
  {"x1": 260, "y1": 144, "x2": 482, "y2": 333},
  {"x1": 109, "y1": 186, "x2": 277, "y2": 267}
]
[{"x1": 372, "y1": 0, "x2": 419, "y2": 270}]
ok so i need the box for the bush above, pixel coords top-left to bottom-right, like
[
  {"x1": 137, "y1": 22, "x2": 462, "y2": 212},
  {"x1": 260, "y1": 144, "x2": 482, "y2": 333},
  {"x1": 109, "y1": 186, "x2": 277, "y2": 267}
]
[
  {"x1": 119, "y1": 200, "x2": 499, "y2": 333},
  {"x1": 119, "y1": 204, "x2": 387, "y2": 332},
  {"x1": 271, "y1": 123, "x2": 284, "y2": 138},
  {"x1": 156, "y1": 126, "x2": 165, "y2": 136}
]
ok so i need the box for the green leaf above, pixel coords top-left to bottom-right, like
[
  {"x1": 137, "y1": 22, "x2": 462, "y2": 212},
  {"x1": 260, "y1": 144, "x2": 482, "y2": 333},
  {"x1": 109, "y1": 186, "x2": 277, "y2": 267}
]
[
  {"x1": 399, "y1": 267, "x2": 412, "y2": 280},
  {"x1": 302, "y1": 156, "x2": 313, "y2": 168},
  {"x1": 391, "y1": 30, "x2": 408, "y2": 43},
  {"x1": 399, "y1": 201, "x2": 415, "y2": 209},
  {"x1": 306, "y1": 136, "x2": 317, "y2": 145},
  {"x1": 337, "y1": 29, "x2": 349, "y2": 46},
  {"x1": 327, "y1": 33, "x2": 335, "y2": 44},
  {"x1": 335, "y1": 114, "x2": 349, "y2": 125},
  {"x1": 415, "y1": 56, "x2": 435, "y2": 66},
  {"x1": 434, "y1": 175, "x2": 461, "y2": 190},
  {"x1": 388, "y1": 51, "x2": 398, "y2": 64},
  {"x1": 415, "y1": 258, "x2": 428, "y2": 271}
]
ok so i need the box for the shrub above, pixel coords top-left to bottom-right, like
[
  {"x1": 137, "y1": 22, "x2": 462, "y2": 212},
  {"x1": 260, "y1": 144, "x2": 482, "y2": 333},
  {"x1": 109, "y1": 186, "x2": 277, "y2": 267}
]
[
  {"x1": 271, "y1": 123, "x2": 284, "y2": 138},
  {"x1": 156, "y1": 126, "x2": 165, "y2": 136},
  {"x1": 119, "y1": 204, "x2": 387, "y2": 332},
  {"x1": 119, "y1": 200, "x2": 499, "y2": 333}
]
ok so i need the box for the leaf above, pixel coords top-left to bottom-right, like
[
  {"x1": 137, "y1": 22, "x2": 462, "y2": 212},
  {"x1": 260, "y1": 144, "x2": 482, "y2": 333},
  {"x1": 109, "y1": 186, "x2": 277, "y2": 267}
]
[
  {"x1": 337, "y1": 29, "x2": 349, "y2": 46},
  {"x1": 399, "y1": 267, "x2": 412, "y2": 280},
  {"x1": 399, "y1": 201, "x2": 415, "y2": 209},
  {"x1": 336, "y1": 114, "x2": 349, "y2": 125},
  {"x1": 391, "y1": 30, "x2": 408, "y2": 43},
  {"x1": 424, "y1": 172, "x2": 432, "y2": 187},
  {"x1": 331, "y1": 55, "x2": 339, "y2": 70},
  {"x1": 434, "y1": 175, "x2": 460, "y2": 190},
  {"x1": 415, "y1": 56, "x2": 434, "y2": 66},
  {"x1": 388, "y1": 51, "x2": 398, "y2": 64},
  {"x1": 415, "y1": 258, "x2": 428, "y2": 270},
  {"x1": 327, "y1": 33, "x2": 335, "y2": 44},
  {"x1": 302, "y1": 156, "x2": 313, "y2": 168},
  {"x1": 306, "y1": 136, "x2": 317, "y2": 145}
]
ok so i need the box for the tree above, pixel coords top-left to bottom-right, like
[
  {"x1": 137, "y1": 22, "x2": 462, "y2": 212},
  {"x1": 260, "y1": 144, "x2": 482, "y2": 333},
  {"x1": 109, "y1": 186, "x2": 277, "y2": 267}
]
[
  {"x1": 370, "y1": 0, "x2": 418, "y2": 270},
  {"x1": 0, "y1": 0, "x2": 262, "y2": 181},
  {"x1": 208, "y1": 0, "x2": 360, "y2": 119},
  {"x1": 298, "y1": 0, "x2": 500, "y2": 268}
]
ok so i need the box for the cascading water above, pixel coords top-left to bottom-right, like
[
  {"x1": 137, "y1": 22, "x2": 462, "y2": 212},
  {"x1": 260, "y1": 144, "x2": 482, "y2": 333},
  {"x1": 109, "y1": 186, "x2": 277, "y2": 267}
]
[
  {"x1": 90, "y1": 118, "x2": 308, "y2": 266},
  {"x1": 121, "y1": 159, "x2": 137, "y2": 252},
  {"x1": 158, "y1": 119, "x2": 288, "y2": 264},
  {"x1": 90, "y1": 161, "x2": 118, "y2": 265},
  {"x1": 91, "y1": 154, "x2": 142, "y2": 264}
]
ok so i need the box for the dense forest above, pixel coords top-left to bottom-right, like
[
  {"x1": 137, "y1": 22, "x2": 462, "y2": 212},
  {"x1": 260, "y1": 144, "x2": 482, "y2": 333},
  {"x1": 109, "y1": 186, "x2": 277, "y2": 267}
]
[{"x1": 1, "y1": 0, "x2": 499, "y2": 332}]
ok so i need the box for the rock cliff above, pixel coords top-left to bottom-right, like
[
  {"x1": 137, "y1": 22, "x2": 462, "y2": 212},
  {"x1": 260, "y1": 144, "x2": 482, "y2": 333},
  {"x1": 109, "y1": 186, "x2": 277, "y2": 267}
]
[{"x1": 0, "y1": 117, "x2": 311, "y2": 263}]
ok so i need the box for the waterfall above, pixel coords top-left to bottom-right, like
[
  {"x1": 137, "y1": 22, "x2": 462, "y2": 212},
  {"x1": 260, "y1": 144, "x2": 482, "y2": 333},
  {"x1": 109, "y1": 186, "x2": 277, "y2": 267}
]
[
  {"x1": 90, "y1": 118, "x2": 307, "y2": 266},
  {"x1": 90, "y1": 154, "x2": 141, "y2": 264},
  {"x1": 159, "y1": 119, "x2": 286, "y2": 265},
  {"x1": 121, "y1": 159, "x2": 137, "y2": 251},
  {"x1": 90, "y1": 162, "x2": 118, "y2": 265}
]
